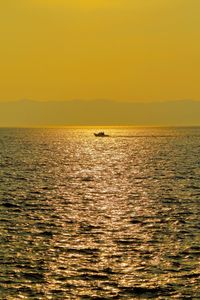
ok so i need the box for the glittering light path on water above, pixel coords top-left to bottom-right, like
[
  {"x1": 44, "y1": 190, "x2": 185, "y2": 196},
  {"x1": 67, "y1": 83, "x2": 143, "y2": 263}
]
[{"x1": 0, "y1": 127, "x2": 200, "y2": 299}]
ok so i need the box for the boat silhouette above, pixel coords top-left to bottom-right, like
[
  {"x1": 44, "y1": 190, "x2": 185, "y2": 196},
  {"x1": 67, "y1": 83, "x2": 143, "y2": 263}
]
[{"x1": 94, "y1": 132, "x2": 109, "y2": 137}]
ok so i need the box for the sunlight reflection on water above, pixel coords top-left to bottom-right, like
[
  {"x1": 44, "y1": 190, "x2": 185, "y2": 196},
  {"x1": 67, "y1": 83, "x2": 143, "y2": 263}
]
[{"x1": 0, "y1": 127, "x2": 200, "y2": 299}]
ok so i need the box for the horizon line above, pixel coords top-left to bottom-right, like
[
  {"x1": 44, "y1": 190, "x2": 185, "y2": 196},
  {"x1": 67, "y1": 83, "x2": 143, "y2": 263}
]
[
  {"x1": 0, "y1": 98, "x2": 199, "y2": 104},
  {"x1": 1, "y1": 124, "x2": 200, "y2": 129}
]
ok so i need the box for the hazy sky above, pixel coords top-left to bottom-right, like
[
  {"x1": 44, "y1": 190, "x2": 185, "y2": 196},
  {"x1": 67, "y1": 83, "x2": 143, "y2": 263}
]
[{"x1": 1, "y1": 0, "x2": 200, "y2": 102}]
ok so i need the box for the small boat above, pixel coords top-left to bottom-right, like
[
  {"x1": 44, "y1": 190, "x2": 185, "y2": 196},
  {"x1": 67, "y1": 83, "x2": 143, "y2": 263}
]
[{"x1": 94, "y1": 132, "x2": 109, "y2": 137}]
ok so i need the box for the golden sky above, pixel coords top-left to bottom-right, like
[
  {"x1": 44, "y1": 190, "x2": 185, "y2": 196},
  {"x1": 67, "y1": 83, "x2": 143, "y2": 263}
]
[{"x1": 0, "y1": 0, "x2": 200, "y2": 102}]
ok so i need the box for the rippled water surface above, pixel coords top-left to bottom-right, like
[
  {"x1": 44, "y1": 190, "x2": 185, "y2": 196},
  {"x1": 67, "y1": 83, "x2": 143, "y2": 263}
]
[{"x1": 0, "y1": 127, "x2": 200, "y2": 299}]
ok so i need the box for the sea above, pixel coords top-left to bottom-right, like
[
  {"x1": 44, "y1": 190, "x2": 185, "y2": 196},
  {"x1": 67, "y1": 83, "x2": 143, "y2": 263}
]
[{"x1": 0, "y1": 127, "x2": 199, "y2": 299}]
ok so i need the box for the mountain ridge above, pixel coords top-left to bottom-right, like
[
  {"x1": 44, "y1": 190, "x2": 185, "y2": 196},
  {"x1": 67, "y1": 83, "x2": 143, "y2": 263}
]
[{"x1": 0, "y1": 99, "x2": 199, "y2": 126}]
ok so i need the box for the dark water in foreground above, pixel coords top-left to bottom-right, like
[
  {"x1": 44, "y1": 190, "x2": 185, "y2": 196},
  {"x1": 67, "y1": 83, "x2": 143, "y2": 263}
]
[{"x1": 0, "y1": 127, "x2": 199, "y2": 299}]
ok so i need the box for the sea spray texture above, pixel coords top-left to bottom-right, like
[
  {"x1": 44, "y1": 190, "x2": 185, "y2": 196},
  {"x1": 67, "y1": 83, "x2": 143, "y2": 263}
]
[{"x1": 0, "y1": 127, "x2": 199, "y2": 299}]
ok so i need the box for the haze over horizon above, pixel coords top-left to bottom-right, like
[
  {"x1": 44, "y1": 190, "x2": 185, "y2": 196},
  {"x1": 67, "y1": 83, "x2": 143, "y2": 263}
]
[{"x1": 0, "y1": 99, "x2": 199, "y2": 127}]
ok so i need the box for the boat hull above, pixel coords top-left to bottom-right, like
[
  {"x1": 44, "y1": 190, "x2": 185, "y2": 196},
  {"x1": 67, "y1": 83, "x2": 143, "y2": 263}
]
[{"x1": 94, "y1": 133, "x2": 109, "y2": 137}]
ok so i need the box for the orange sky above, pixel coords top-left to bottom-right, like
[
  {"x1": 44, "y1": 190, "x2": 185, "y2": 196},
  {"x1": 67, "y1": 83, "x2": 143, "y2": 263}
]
[{"x1": 0, "y1": 0, "x2": 200, "y2": 102}]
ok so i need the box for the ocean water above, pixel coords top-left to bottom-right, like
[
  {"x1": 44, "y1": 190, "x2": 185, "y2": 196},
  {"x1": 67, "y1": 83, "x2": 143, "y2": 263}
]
[{"x1": 0, "y1": 127, "x2": 199, "y2": 299}]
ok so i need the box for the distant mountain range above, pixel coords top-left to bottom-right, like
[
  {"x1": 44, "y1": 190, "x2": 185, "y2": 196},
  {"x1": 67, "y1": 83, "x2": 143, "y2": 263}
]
[{"x1": 0, "y1": 99, "x2": 199, "y2": 127}]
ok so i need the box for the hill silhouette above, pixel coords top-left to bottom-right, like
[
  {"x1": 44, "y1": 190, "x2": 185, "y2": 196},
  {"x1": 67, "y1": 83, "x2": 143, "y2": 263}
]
[{"x1": 0, "y1": 99, "x2": 199, "y2": 126}]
